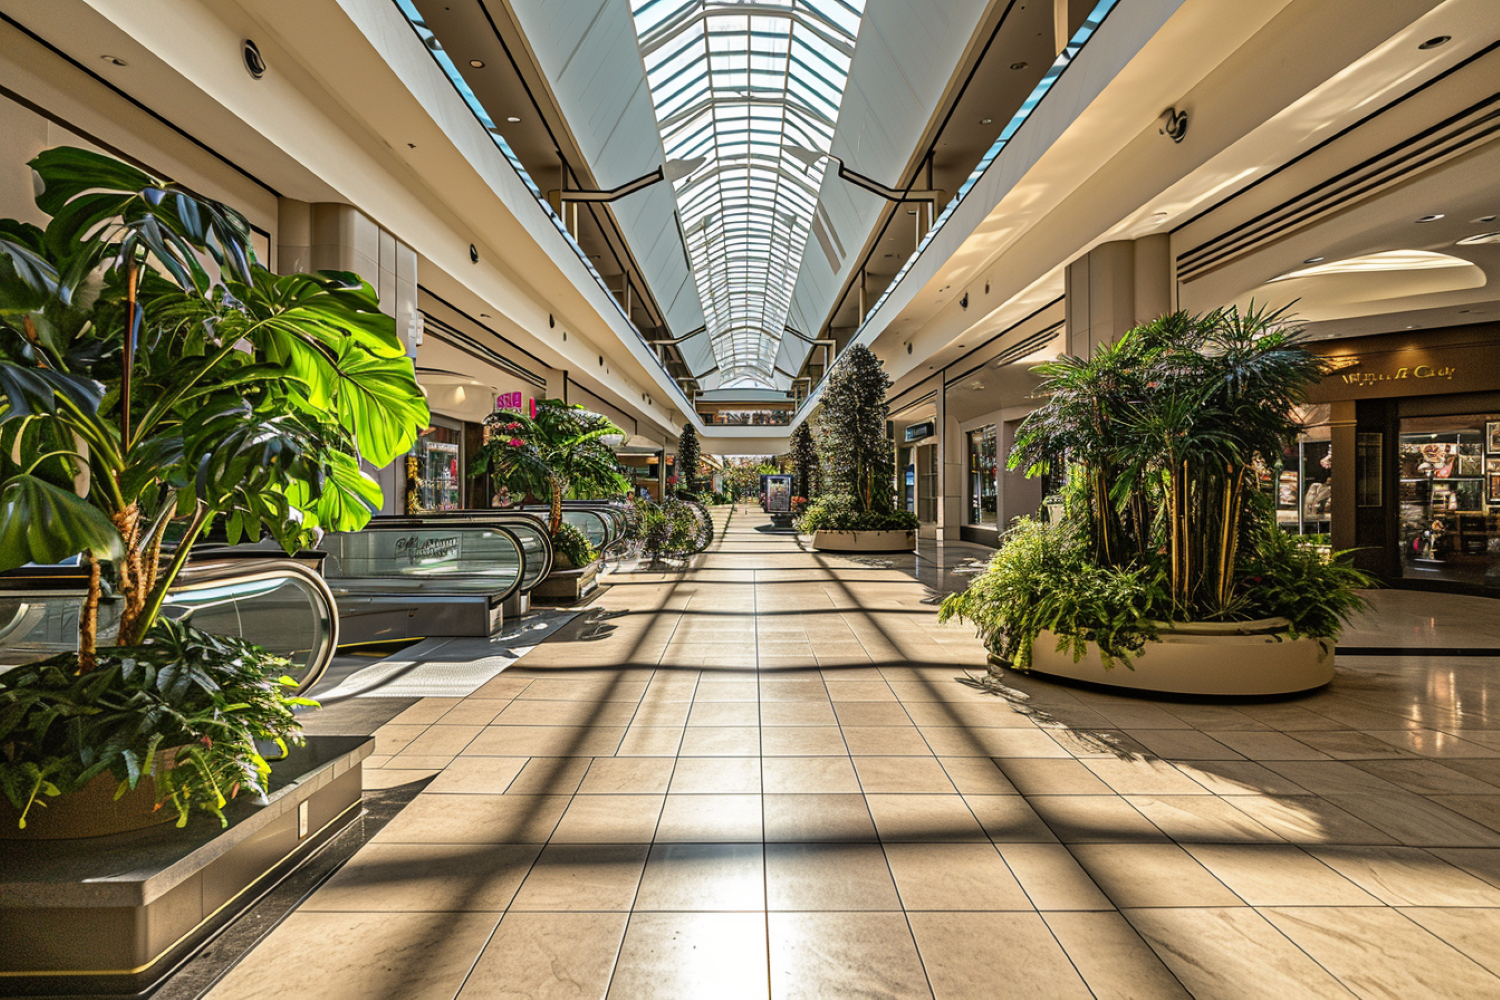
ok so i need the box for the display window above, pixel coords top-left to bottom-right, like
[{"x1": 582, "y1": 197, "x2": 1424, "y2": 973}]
[
  {"x1": 967, "y1": 425, "x2": 997, "y2": 526},
  {"x1": 410, "y1": 421, "x2": 464, "y2": 512},
  {"x1": 1398, "y1": 413, "x2": 1500, "y2": 587}
]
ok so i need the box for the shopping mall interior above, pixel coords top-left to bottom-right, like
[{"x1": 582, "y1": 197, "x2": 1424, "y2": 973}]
[{"x1": 1, "y1": 0, "x2": 1499, "y2": 997}]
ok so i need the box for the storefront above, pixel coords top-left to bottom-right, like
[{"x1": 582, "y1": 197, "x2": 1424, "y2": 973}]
[
  {"x1": 1306, "y1": 324, "x2": 1500, "y2": 595},
  {"x1": 406, "y1": 417, "x2": 466, "y2": 512}
]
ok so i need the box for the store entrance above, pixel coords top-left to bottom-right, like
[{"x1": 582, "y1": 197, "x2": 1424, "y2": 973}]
[{"x1": 1398, "y1": 414, "x2": 1500, "y2": 588}]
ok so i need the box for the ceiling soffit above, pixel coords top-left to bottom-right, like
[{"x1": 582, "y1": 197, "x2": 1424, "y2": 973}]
[{"x1": 631, "y1": 0, "x2": 868, "y2": 388}]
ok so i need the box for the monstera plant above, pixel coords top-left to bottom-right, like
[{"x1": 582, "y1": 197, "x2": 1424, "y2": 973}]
[{"x1": 0, "y1": 147, "x2": 429, "y2": 830}]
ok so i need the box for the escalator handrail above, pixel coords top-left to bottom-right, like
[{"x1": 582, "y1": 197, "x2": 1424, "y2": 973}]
[
  {"x1": 322, "y1": 523, "x2": 528, "y2": 604},
  {"x1": 370, "y1": 513, "x2": 554, "y2": 591}
]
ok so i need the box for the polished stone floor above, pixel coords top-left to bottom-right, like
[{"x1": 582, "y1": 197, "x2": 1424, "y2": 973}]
[{"x1": 207, "y1": 507, "x2": 1500, "y2": 999}]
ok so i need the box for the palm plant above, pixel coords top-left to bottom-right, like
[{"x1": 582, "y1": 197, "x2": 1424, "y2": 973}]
[
  {"x1": 474, "y1": 399, "x2": 627, "y2": 535},
  {"x1": 0, "y1": 147, "x2": 429, "y2": 667}
]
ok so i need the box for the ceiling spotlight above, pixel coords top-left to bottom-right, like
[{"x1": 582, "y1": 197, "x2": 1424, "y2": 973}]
[
  {"x1": 1416, "y1": 214, "x2": 1445, "y2": 222},
  {"x1": 1418, "y1": 35, "x2": 1451, "y2": 49},
  {"x1": 506, "y1": 116, "x2": 521, "y2": 123},
  {"x1": 100, "y1": 54, "x2": 127, "y2": 67},
  {"x1": 1304, "y1": 256, "x2": 1325, "y2": 264},
  {"x1": 1010, "y1": 61, "x2": 1028, "y2": 70},
  {"x1": 469, "y1": 244, "x2": 479, "y2": 263},
  {"x1": 242, "y1": 39, "x2": 266, "y2": 79},
  {"x1": 1473, "y1": 215, "x2": 1497, "y2": 223},
  {"x1": 469, "y1": 59, "x2": 485, "y2": 68},
  {"x1": 1457, "y1": 231, "x2": 1500, "y2": 245},
  {"x1": 980, "y1": 117, "x2": 993, "y2": 125},
  {"x1": 1159, "y1": 107, "x2": 1189, "y2": 143}
]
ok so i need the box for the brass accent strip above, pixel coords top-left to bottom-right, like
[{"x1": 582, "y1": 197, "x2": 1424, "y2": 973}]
[{"x1": 0, "y1": 797, "x2": 362, "y2": 978}]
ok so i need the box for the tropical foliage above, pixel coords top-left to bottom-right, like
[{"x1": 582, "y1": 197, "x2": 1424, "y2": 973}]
[
  {"x1": 0, "y1": 620, "x2": 315, "y2": 829},
  {"x1": 0, "y1": 147, "x2": 429, "y2": 666},
  {"x1": 474, "y1": 399, "x2": 627, "y2": 538},
  {"x1": 550, "y1": 521, "x2": 595, "y2": 568},
  {"x1": 816, "y1": 344, "x2": 895, "y2": 514},
  {"x1": 943, "y1": 307, "x2": 1373, "y2": 670},
  {"x1": 795, "y1": 493, "x2": 918, "y2": 533}
]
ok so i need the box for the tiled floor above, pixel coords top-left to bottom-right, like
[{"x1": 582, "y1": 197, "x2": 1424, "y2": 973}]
[{"x1": 209, "y1": 508, "x2": 1500, "y2": 999}]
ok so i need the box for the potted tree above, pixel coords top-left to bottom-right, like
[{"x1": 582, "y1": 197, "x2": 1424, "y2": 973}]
[
  {"x1": 940, "y1": 307, "x2": 1371, "y2": 696},
  {"x1": 0, "y1": 148, "x2": 429, "y2": 836},
  {"x1": 676, "y1": 421, "x2": 701, "y2": 497},
  {"x1": 799, "y1": 345, "x2": 918, "y2": 552},
  {"x1": 474, "y1": 399, "x2": 627, "y2": 599}
]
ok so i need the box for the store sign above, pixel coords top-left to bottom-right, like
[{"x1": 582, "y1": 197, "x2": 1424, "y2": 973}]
[
  {"x1": 496, "y1": 391, "x2": 525, "y2": 411},
  {"x1": 1337, "y1": 364, "x2": 1458, "y2": 388},
  {"x1": 766, "y1": 474, "x2": 793, "y2": 514},
  {"x1": 904, "y1": 421, "x2": 935, "y2": 443}
]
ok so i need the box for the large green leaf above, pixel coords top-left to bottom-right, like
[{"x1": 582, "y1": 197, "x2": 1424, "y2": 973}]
[
  {"x1": 0, "y1": 474, "x2": 123, "y2": 569},
  {"x1": 0, "y1": 361, "x2": 104, "y2": 422}
]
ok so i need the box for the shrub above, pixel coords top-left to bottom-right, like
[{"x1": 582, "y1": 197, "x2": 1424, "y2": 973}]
[
  {"x1": 551, "y1": 522, "x2": 595, "y2": 567},
  {"x1": 796, "y1": 494, "x2": 919, "y2": 533}
]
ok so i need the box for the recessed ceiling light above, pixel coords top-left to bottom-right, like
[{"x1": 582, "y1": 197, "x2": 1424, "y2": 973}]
[
  {"x1": 469, "y1": 59, "x2": 485, "y2": 68},
  {"x1": 100, "y1": 55, "x2": 127, "y2": 66},
  {"x1": 1473, "y1": 215, "x2": 1497, "y2": 223},
  {"x1": 506, "y1": 116, "x2": 521, "y2": 123},
  {"x1": 1418, "y1": 35, "x2": 1451, "y2": 49},
  {"x1": 1303, "y1": 256, "x2": 1325, "y2": 264},
  {"x1": 1457, "y1": 231, "x2": 1500, "y2": 245},
  {"x1": 980, "y1": 117, "x2": 993, "y2": 125},
  {"x1": 1416, "y1": 214, "x2": 1444, "y2": 222},
  {"x1": 1010, "y1": 61, "x2": 1028, "y2": 70}
]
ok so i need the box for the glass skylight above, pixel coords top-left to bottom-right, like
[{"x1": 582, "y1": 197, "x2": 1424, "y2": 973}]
[{"x1": 632, "y1": 0, "x2": 866, "y2": 388}]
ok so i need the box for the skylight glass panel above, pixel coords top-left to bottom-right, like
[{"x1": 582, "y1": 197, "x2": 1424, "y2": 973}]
[{"x1": 632, "y1": 0, "x2": 866, "y2": 387}]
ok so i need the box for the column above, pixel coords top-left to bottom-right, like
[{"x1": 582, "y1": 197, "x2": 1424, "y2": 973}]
[{"x1": 1064, "y1": 235, "x2": 1171, "y2": 357}]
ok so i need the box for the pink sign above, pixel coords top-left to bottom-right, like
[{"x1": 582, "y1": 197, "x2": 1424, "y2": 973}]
[{"x1": 496, "y1": 391, "x2": 525, "y2": 411}]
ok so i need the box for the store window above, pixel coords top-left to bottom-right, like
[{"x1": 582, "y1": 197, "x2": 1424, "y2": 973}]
[
  {"x1": 1398, "y1": 413, "x2": 1500, "y2": 587},
  {"x1": 409, "y1": 421, "x2": 463, "y2": 512},
  {"x1": 1272, "y1": 406, "x2": 1333, "y2": 537},
  {"x1": 918, "y1": 445, "x2": 938, "y2": 524},
  {"x1": 967, "y1": 425, "x2": 997, "y2": 526}
]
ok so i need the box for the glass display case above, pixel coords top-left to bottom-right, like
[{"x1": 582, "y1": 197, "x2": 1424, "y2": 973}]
[
  {"x1": 967, "y1": 425, "x2": 997, "y2": 526},
  {"x1": 1398, "y1": 414, "x2": 1500, "y2": 586}
]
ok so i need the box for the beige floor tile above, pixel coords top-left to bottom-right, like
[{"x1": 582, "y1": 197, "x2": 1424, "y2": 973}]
[
  {"x1": 362, "y1": 767, "x2": 442, "y2": 790},
  {"x1": 691, "y1": 680, "x2": 760, "y2": 701},
  {"x1": 841, "y1": 726, "x2": 932, "y2": 756},
  {"x1": 373, "y1": 794, "x2": 570, "y2": 845},
  {"x1": 757, "y1": 680, "x2": 831, "y2": 703},
  {"x1": 1169, "y1": 761, "x2": 1309, "y2": 796},
  {"x1": 608, "y1": 912, "x2": 768, "y2": 1000},
  {"x1": 203, "y1": 910, "x2": 501, "y2": 1000},
  {"x1": 1182, "y1": 844, "x2": 1379, "y2": 905},
  {"x1": 999, "y1": 843, "x2": 1113, "y2": 910},
  {"x1": 1042, "y1": 911, "x2": 1193, "y2": 999},
  {"x1": 1070, "y1": 844, "x2": 1241, "y2": 907},
  {"x1": 832, "y1": 702, "x2": 913, "y2": 726},
  {"x1": 1263, "y1": 905, "x2": 1500, "y2": 997},
  {"x1": 765, "y1": 843, "x2": 902, "y2": 911},
  {"x1": 669, "y1": 756, "x2": 761, "y2": 794},
  {"x1": 1209, "y1": 729, "x2": 1333, "y2": 760},
  {"x1": 1125, "y1": 795, "x2": 1285, "y2": 843},
  {"x1": 370, "y1": 723, "x2": 427, "y2": 756},
  {"x1": 760, "y1": 701, "x2": 838, "y2": 725},
  {"x1": 517, "y1": 679, "x2": 647, "y2": 702},
  {"x1": 769, "y1": 912, "x2": 931, "y2": 999},
  {"x1": 1084, "y1": 758, "x2": 1210, "y2": 795},
  {"x1": 1401, "y1": 907, "x2": 1500, "y2": 977},
  {"x1": 655, "y1": 794, "x2": 763, "y2": 842},
  {"x1": 996, "y1": 758, "x2": 1114, "y2": 795},
  {"x1": 764, "y1": 793, "x2": 878, "y2": 842},
  {"x1": 686, "y1": 701, "x2": 759, "y2": 726},
  {"x1": 509, "y1": 844, "x2": 649, "y2": 911},
  {"x1": 633, "y1": 843, "x2": 765, "y2": 910},
  {"x1": 1026, "y1": 795, "x2": 1167, "y2": 844},
  {"x1": 628, "y1": 699, "x2": 691, "y2": 728},
  {"x1": 964, "y1": 795, "x2": 1059, "y2": 843},
  {"x1": 494, "y1": 700, "x2": 639, "y2": 727},
  {"x1": 1124, "y1": 907, "x2": 1353, "y2": 999},
  {"x1": 853, "y1": 756, "x2": 957, "y2": 793},
  {"x1": 551, "y1": 794, "x2": 664, "y2": 844},
  {"x1": 1124, "y1": 730, "x2": 1244, "y2": 761},
  {"x1": 615, "y1": 726, "x2": 684, "y2": 756},
  {"x1": 938, "y1": 758, "x2": 1019, "y2": 794},
  {"x1": 1309, "y1": 846, "x2": 1500, "y2": 905},
  {"x1": 919, "y1": 727, "x2": 1069, "y2": 757},
  {"x1": 303, "y1": 843, "x2": 538, "y2": 912},
  {"x1": 577, "y1": 757, "x2": 675, "y2": 795},
  {"x1": 1353, "y1": 759, "x2": 1500, "y2": 795},
  {"x1": 1429, "y1": 847, "x2": 1500, "y2": 890},
  {"x1": 506, "y1": 757, "x2": 593, "y2": 795},
  {"x1": 1292, "y1": 729, "x2": 1417, "y2": 759},
  {"x1": 465, "y1": 726, "x2": 626, "y2": 757},
  {"x1": 436, "y1": 699, "x2": 512, "y2": 725},
  {"x1": 824, "y1": 680, "x2": 897, "y2": 701},
  {"x1": 1325, "y1": 791, "x2": 1500, "y2": 847},
  {"x1": 458, "y1": 911, "x2": 628, "y2": 999},
  {"x1": 383, "y1": 753, "x2": 458, "y2": 770},
  {"x1": 883, "y1": 843, "x2": 1031, "y2": 910},
  {"x1": 678, "y1": 726, "x2": 760, "y2": 755},
  {"x1": 762, "y1": 756, "x2": 861, "y2": 793},
  {"x1": 761, "y1": 726, "x2": 848, "y2": 756},
  {"x1": 1222, "y1": 793, "x2": 1397, "y2": 845},
  {"x1": 909, "y1": 912, "x2": 1091, "y2": 999},
  {"x1": 866, "y1": 794, "x2": 988, "y2": 842}
]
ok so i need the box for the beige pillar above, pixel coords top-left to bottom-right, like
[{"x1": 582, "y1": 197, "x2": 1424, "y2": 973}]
[{"x1": 1064, "y1": 235, "x2": 1172, "y2": 357}]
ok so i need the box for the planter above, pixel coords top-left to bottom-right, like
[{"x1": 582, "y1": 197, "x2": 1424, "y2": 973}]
[
  {"x1": 1023, "y1": 627, "x2": 1333, "y2": 696},
  {"x1": 533, "y1": 559, "x2": 601, "y2": 603},
  {"x1": 0, "y1": 747, "x2": 183, "y2": 841},
  {"x1": 811, "y1": 529, "x2": 916, "y2": 553}
]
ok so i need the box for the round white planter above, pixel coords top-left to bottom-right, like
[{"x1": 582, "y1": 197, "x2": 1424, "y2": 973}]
[
  {"x1": 811, "y1": 529, "x2": 916, "y2": 553},
  {"x1": 1025, "y1": 627, "x2": 1333, "y2": 696}
]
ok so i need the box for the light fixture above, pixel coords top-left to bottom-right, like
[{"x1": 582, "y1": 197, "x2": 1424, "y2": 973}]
[
  {"x1": 1159, "y1": 107, "x2": 1189, "y2": 143},
  {"x1": 980, "y1": 117, "x2": 993, "y2": 125},
  {"x1": 1473, "y1": 215, "x2": 1497, "y2": 223},
  {"x1": 548, "y1": 157, "x2": 705, "y2": 209},
  {"x1": 1303, "y1": 256, "x2": 1325, "y2": 264},
  {"x1": 1010, "y1": 61, "x2": 1028, "y2": 70},
  {"x1": 1416, "y1": 213, "x2": 1445, "y2": 222},
  {"x1": 506, "y1": 116, "x2": 521, "y2": 123},
  {"x1": 100, "y1": 54, "x2": 127, "y2": 67},
  {"x1": 1418, "y1": 35, "x2": 1451, "y2": 49},
  {"x1": 242, "y1": 39, "x2": 266, "y2": 79},
  {"x1": 469, "y1": 244, "x2": 479, "y2": 263},
  {"x1": 469, "y1": 59, "x2": 485, "y2": 68},
  {"x1": 1457, "y1": 231, "x2": 1500, "y2": 245},
  {"x1": 785, "y1": 147, "x2": 942, "y2": 204}
]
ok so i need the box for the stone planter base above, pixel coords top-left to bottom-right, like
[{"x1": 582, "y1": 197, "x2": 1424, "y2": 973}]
[
  {"x1": 811, "y1": 529, "x2": 916, "y2": 553},
  {"x1": 1024, "y1": 628, "x2": 1334, "y2": 696},
  {"x1": 533, "y1": 559, "x2": 601, "y2": 604},
  {"x1": 0, "y1": 748, "x2": 183, "y2": 841}
]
